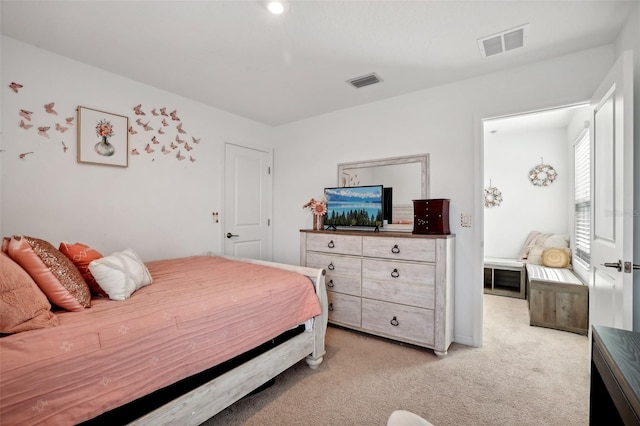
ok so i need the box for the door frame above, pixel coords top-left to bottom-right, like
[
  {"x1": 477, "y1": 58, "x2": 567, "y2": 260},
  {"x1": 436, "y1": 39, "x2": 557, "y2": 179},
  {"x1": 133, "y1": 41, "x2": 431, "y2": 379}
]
[{"x1": 473, "y1": 100, "x2": 591, "y2": 347}]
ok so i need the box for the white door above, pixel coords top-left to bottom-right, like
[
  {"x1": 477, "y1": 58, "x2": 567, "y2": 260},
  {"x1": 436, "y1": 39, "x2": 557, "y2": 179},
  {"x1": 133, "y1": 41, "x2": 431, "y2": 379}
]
[
  {"x1": 224, "y1": 143, "x2": 272, "y2": 261},
  {"x1": 589, "y1": 50, "x2": 634, "y2": 331}
]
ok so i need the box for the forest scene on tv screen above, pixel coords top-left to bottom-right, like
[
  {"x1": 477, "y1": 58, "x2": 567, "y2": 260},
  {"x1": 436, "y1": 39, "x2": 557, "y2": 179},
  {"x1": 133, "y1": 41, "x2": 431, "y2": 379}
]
[{"x1": 324, "y1": 186, "x2": 383, "y2": 227}]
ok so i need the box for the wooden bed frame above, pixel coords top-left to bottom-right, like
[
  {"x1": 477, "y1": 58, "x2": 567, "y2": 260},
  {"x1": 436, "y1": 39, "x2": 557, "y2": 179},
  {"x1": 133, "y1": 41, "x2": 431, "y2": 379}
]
[{"x1": 126, "y1": 257, "x2": 327, "y2": 426}]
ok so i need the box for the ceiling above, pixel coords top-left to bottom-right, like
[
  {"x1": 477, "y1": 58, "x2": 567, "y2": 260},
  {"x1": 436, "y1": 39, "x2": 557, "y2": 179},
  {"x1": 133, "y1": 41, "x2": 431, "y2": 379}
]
[{"x1": 1, "y1": 1, "x2": 635, "y2": 126}]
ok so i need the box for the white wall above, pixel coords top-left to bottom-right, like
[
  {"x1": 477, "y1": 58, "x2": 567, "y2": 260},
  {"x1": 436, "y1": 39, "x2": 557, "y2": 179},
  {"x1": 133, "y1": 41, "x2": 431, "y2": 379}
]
[
  {"x1": 272, "y1": 45, "x2": 615, "y2": 345},
  {"x1": 484, "y1": 127, "x2": 570, "y2": 258},
  {"x1": 1, "y1": 36, "x2": 273, "y2": 261}
]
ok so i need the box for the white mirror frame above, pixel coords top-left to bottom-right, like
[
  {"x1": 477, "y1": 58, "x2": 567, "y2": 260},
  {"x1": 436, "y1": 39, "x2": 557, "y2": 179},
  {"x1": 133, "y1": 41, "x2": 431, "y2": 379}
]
[{"x1": 337, "y1": 154, "x2": 429, "y2": 231}]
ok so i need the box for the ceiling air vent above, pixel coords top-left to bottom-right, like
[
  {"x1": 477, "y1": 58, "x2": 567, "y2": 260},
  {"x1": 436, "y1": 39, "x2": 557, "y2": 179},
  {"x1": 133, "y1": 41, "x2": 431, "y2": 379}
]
[
  {"x1": 347, "y1": 73, "x2": 383, "y2": 89},
  {"x1": 478, "y1": 23, "x2": 529, "y2": 59}
]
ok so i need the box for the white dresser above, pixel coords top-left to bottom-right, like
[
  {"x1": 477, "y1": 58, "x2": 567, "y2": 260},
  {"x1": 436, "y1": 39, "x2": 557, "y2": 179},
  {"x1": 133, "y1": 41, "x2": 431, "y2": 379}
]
[{"x1": 300, "y1": 230, "x2": 455, "y2": 356}]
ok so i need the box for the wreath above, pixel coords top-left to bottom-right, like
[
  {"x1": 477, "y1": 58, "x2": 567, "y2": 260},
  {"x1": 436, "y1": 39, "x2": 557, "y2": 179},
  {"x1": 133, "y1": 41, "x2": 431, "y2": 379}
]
[
  {"x1": 484, "y1": 186, "x2": 503, "y2": 208},
  {"x1": 529, "y1": 164, "x2": 557, "y2": 186}
]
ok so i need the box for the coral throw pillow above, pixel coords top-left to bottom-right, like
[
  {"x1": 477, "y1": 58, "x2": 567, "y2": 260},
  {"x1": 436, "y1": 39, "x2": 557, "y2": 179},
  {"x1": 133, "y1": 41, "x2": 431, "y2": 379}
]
[
  {"x1": 7, "y1": 236, "x2": 91, "y2": 311},
  {"x1": 541, "y1": 247, "x2": 571, "y2": 269},
  {"x1": 0, "y1": 252, "x2": 58, "y2": 333},
  {"x1": 89, "y1": 249, "x2": 152, "y2": 301},
  {"x1": 59, "y1": 242, "x2": 107, "y2": 297}
]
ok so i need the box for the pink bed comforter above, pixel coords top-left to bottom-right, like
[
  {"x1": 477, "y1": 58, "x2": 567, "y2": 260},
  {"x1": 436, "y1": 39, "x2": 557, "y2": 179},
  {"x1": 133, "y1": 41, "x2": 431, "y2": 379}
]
[{"x1": 0, "y1": 256, "x2": 321, "y2": 425}]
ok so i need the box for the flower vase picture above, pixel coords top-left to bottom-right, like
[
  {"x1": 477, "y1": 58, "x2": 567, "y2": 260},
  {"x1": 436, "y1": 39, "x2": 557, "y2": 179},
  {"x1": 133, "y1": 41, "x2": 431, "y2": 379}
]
[
  {"x1": 77, "y1": 106, "x2": 129, "y2": 167},
  {"x1": 95, "y1": 119, "x2": 115, "y2": 156}
]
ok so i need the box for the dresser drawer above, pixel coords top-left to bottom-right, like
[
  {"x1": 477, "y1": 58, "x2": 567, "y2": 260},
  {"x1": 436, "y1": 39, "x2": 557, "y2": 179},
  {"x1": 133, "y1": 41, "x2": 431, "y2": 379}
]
[
  {"x1": 362, "y1": 281, "x2": 434, "y2": 310},
  {"x1": 362, "y1": 299, "x2": 434, "y2": 346},
  {"x1": 306, "y1": 253, "x2": 361, "y2": 277},
  {"x1": 328, "y1": 292, "x2": 361, "y2": 328},
  {"x1": 362, "y1": 236, "x2": 435, "y2": 262},
  {"x1": 362, "y1": 259, "x2": 434, "y2": 285},
  {"x1": 306, "y1": 253, "x2": 361, "y2": 296},
  {"x1": 306, "y1": 233, "x2": 362, "y2": 255}
]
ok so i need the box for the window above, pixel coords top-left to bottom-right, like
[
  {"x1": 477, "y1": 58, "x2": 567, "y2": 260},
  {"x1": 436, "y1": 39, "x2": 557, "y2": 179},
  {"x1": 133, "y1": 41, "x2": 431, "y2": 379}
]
[{"x1": 574, "y1": 130, "x2": 590, "y2": 269}]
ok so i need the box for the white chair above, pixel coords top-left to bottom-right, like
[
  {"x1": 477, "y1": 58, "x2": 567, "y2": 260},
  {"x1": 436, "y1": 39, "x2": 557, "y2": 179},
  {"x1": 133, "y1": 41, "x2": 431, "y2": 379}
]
[{"x1": 387, "y1": 410, "x2": 434, "y2": 426}]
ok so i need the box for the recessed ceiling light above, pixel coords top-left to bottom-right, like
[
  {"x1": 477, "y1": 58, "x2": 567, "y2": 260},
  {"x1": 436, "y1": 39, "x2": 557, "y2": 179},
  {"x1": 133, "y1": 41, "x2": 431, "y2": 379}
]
[{"x1": 266, "y1": 1, "x2": 288, "y2": 15}]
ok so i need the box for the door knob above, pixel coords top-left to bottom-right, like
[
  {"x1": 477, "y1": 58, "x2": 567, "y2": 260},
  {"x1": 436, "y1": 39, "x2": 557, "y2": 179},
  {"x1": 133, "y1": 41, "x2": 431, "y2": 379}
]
[
  {"x1": 603, "y1": 260, "x2": 622, "y2": 272},
  {"x1": 226, "y1": 232, "x2": 239, "y2": 239}
]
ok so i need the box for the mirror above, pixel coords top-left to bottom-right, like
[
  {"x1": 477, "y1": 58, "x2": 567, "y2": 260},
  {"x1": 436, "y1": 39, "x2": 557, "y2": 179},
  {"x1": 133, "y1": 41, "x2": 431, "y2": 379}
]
[{"x1": 337, "y1": 154, "x2": 429, "y2": 230}]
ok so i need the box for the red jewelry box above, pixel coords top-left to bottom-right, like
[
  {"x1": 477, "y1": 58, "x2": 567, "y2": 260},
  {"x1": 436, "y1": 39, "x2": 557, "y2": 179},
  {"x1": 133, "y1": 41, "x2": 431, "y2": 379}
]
[{"x1": 412, "y1": 199, "x2": 451, "y2": 234}]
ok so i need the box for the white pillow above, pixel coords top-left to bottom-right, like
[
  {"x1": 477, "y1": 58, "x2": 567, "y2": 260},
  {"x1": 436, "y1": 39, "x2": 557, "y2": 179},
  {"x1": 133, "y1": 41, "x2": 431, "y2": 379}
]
[{"x1": 88, "y1": 249, "x2": 152, "y2": 300}]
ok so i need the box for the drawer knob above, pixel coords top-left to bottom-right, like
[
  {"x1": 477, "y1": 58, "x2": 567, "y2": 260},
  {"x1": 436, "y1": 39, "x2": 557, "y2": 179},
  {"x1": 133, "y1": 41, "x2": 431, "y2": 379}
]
[
  {"x1": 328, "y1": 262, "x2": 335, "y2": 271},
  {"x1": 327, "y1": 279, "x2": 335, "y2": 288},
  {"x1": 328, "y1": 240, "x2": 335, "y2": 249},
  {"x1": 390, "y1": 316, "x2": 399, "y2": 327},
  {"x1": 328, "y1": 303, "x2": 334, "y2": 312},
  {"x1": 391, "y1": 268, "x2": 400, "y2": 278},
  {"x1": 391, "y1": 244, "x2": 400, "y2": 254}
]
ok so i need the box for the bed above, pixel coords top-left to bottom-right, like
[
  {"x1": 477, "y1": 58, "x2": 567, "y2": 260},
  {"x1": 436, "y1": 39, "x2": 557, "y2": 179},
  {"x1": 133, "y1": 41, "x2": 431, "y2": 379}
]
[{"x1": 0, "y1": 248, "x2": 327, "y2": 425}]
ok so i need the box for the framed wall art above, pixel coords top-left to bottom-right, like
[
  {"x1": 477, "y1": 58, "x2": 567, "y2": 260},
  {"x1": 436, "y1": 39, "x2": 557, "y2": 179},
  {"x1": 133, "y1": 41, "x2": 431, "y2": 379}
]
[{"x1": 77, "y1": 106, "x2": 129, "y2": 167}]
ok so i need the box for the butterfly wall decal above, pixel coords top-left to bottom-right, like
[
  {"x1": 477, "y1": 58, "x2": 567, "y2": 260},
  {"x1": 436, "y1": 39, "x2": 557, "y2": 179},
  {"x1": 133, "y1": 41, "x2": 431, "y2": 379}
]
[
  {"x1": 151, "y1": 136, "x2": 160, "y2": 144},
  {"x1": 44, "y1": 102, "x2": 57, "y2": 115},
  {"x1": 190, "y1": 156, "x2": 196, "y2": 162},
  {"x1": 161, "y1": 118, "x2": 169, "y2": 127},
  {"x1": 191, "y1": 137, "x2": 201, "y2": 144},
  {"x1": 160, "y1": 107, "x2": 168, "y2": 116},
  {"x1": 170, "y1": 110, "x2": 180, "y2": 121},
  {"x1": 9, "y1": 82, "x2": 23, "y2": 93},
  {"x1": 133, "y1": 104, "x2": 145, "y2": 115},
  {"x1": 151, "y1": 108, "x2": 159, "y2": 116},
  {"x1": 144, "y1": 143, "x2": 154, "y2": 154},
  {"x1": 136, "y1": 118, "x2": 144, "y2": 126},
  {"x1": 176, "y1": 123, "x2": 186, "y2": 134},
  {"x1": 65, "y1": 117, "x2": 75, "y2": 126},
  {"x1": 19, "y1": 109, "x2": 33, "y2": 121},
  {"x1": 157, "y1": 128, "x2": 165, "y2": 134},
  {"x1": 129, "y1": 126, "x2": 138, "y2": 135},
  {"x1": 19, "y1": 119, "x2": 33, "y2": 130},
  {"x1": 131, "y1": 148, "x2": 140, "y2": 155},
  {"x1": 62, "y1": 141, "x2": 69, "y2": 152},
  {"x1": 184, "y1": 142, "x2": 193, "y2": 151},
  {"x1": 161, "y1": 145, "x2": 171, "y2": 154},
  {"x1": 142, "y1": 121, "x2": 153, "y2": 131},
  {"x1": 38, "y1": 126, "x2": 50, "y2": 138},
  {"x1": 176, "y1": 150, "x2": 185, "y2": 161},
  {"x1": 19, "y1": 152, "x2": 34, "y2": 159},
  {"x1": 170, "y1": 142, "x2": 178, "y2": 149},
  {"x1": 175, "y1": 135, "x2": 185, "y2": 144},
  {"x1": 55, "y1": 123, "x2": 68, "y2": 133}
]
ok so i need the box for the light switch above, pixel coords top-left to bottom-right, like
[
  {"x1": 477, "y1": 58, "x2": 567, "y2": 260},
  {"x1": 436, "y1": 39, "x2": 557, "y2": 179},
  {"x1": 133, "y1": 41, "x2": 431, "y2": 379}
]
[{"x1": 461, "y1": 213, "x2": 471, "y2": 228}]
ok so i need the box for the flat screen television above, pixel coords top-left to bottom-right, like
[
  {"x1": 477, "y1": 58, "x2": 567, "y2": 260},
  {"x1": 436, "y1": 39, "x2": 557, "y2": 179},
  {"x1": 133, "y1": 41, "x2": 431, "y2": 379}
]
[{"x1": 324, "y1": 185, "x2": 384, "y2": 228}]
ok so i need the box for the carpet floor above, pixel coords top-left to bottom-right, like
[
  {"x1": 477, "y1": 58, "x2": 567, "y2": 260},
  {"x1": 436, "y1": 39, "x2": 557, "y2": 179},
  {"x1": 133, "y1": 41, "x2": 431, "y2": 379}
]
[{"x1": 203, "y1": 294, "x2": 590, "y2": 425}]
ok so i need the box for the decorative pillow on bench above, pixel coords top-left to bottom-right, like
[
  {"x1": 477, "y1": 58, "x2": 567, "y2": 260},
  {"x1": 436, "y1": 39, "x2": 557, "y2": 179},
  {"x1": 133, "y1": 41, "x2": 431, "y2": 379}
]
[
  {"x1": 541, "y1": 247, "x2": 571, "y2": 268},
  {"x1": 518, "y1": 231, "x2": 570, "y2": 267}
]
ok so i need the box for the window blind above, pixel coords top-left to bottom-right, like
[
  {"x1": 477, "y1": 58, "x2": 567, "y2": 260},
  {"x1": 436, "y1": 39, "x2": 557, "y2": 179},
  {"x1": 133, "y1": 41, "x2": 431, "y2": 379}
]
[{"x1": 574, "y1": 130, "x2": 590, "y2": 268}]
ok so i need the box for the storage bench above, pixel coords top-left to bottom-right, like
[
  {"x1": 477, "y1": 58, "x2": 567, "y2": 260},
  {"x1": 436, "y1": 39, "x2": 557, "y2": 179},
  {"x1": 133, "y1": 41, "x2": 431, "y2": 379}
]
[
  {"x1": 484, "y1": 257, "x2": 526, "y2": 299},
  {"x1": 526, "y1": 264, "x2": 588, "y2": 335}
]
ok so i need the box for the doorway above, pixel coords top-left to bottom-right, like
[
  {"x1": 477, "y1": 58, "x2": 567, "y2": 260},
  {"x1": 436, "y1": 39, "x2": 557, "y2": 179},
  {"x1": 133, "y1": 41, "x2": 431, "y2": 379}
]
[{"x1": 481, "y1": 104, "x2": 590, "y2": 334}]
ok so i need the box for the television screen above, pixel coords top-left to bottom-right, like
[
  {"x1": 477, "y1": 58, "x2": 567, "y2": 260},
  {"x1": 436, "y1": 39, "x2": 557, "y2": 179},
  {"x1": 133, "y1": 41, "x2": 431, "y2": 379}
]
[{"x1": 324, "y1": 185, "x2": 384, "y2": 228}]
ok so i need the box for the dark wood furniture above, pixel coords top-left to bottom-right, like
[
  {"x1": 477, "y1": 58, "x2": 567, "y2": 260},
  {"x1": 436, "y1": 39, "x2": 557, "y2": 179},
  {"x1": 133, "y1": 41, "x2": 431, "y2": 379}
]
[
  {"x1": 590, "y1": 325, "x2": 640, "y2": 425},
  {"x1": 412, "y1": 199, "x2": 450, "y2": 234}
]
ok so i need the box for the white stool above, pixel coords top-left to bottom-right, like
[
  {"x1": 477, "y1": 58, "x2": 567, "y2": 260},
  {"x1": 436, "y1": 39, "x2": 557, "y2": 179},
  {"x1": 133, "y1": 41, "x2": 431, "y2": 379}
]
[{"x1": 387, "y1": 410, "x2": 434, "y2": 426}]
